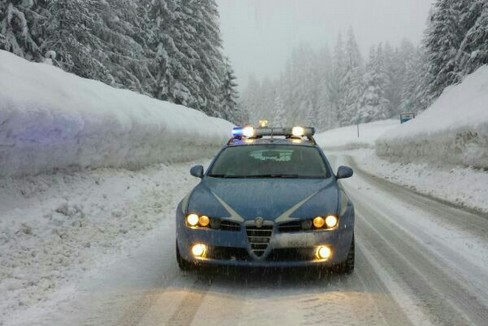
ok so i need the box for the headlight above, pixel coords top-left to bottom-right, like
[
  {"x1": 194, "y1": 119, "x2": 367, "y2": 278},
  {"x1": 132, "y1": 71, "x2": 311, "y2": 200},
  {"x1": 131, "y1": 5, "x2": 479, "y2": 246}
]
[
  {"x1": 186, "y1": 214, "x2": 212, "y2": 228},
  {"x1": 325, "y1": 215, "x2": 338, "y2": 228},
  {"x1": 311, "y1": 215, "x2": 338, "y2": 230},
  {"x1": 313, "y1": 216, "x2": 325, "y2": 228},
  {"x1": 186, "y1": 214, "x2": 199, "y2": 226},
  {"x1": 199, "y1": 215, "x2": 210, "y2": 227}
]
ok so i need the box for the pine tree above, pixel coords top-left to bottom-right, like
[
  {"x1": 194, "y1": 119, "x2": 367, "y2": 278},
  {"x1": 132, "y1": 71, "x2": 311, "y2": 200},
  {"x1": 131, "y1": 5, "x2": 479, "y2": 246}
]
[
  {"x1": 339, "y1": 28, "x2": 364, "y2": 126},
  {"x1": 241, "y1": 75, "x2": 262, "y2": 123},
  {"x1": 1, "y1": 0, "x2": 243, "y2": 120},
  {"x1": 272, "y1": 91, "x2": 286, "y2": 127},
  {"x1": 401, "y1": 46, "x2": 429, "y2": 113},
  {"x1": 424, "y1": 0, "x2": 472, "y2": 100},
  {"x1": 182, "y1": 0, "x2": 226, "y2": 117},
  {"x1": 382, "y1": 42, "x2": 406, "y2": 116},
  {"x1": 315, "y1": 45, "x2": 333, "y2": 130},
  {"x1": 101, "y1": 0, "x2": 156, "y2": 93},
  {"x1": 0, "y1": 1, "x2": 44, "y2": 61},
  {"x1": 220, "y1": 57, "x2": 240, "y2": 123},
  {"x1": 328, "y1": 33, "x2": 346, "y2": 128},
  {"x1": 457, "y1": 1, "x2": 488, "y2": 75},
  {"x1": 43, "y1": 0, "x2": 154, "y2": 93},
  {"x1": 149, "y1": 0, "x2": 194, "y2": 105},
  {"x1": 358, "y1": 45, "x2": 390, "y2": 122},
  {"x1": 44, "y1": 0, "x2": 107, "y2": 78}
]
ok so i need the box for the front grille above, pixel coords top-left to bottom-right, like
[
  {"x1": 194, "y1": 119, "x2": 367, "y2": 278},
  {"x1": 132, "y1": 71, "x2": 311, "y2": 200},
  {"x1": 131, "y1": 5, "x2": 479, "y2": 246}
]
[
  {"x1": 246, "y1": 225, "x2": 273, "y2": 257},
  {"x1": 207, "y1": 246, "x2": 250, "y2": 261},
  {"x1": 220, "y1": 220, "x2": 241, "y2": 231},
  {"x1": 277, "y1": 221, "x2": 303, "y2": 233}
]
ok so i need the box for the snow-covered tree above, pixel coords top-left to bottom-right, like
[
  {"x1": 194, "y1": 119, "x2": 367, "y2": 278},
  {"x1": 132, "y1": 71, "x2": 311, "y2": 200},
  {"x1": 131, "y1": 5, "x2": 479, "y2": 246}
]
[
  {"x1": 1, "y1": 0, "x2": 243, "y2": 120},
  {"x1": 240, "y1": 75, "x2": 262, "y2": 123},
  {"x1": 43, "y1": 0, "x2": 154, "y2": 94},
  {"x1": 339, "y1": 28, "x2": 364, "y2": 126},
  {"x1": 401, "y1": 46, "x2": 429, "y2": 113},
  {"x1": 456, "y1": 1, "x2": 488, "y2": 75},
  {"x1": 358, "y1": 45, "x2": 390, "y2": 122},
  {"x1": 382, "y1": 42, "x2": 407, "y2": 116},
  {"x1": 272, "y1": 91, "x2": 286, "y2": 127},
  {"x1": 181, "y1": 0, "x2": 226, "y2": 117},
  {"x1": 220, "y1": 57, "x2": 240, "y2": 123},
  {"x1": 424, "y1": 0, "x2": 472, "y2": 100},
  {"x1": 328, "y1": 33, "x2": 346, "y2": 128},
  {"x1": 0, "y1": 1, "x2": 44, "y2": 61},
  {"x1": 43, "y1": 1, "x2": 111, "y2": 82},
  {"x1": 149, "y1": 0, "x2": 195, "y2": 105}
]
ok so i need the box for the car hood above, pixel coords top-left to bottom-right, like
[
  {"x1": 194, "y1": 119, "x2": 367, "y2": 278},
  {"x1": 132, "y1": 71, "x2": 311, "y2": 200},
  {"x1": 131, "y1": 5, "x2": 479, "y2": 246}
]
[{"x1": 187, "y1": 177, "x2": 339, "y2": 222}]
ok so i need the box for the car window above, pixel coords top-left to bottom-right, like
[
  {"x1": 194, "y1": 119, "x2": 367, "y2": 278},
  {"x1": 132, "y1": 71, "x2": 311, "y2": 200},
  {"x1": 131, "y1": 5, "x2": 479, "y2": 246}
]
[{"x1": 208, "y1": 145, "x2": 330, "y2": 178}]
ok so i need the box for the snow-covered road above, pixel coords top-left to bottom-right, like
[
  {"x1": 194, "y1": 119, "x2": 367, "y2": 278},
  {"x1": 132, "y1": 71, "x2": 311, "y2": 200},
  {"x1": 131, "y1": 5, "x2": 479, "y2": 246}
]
[{"x1": 5, "y1": 155, "x2": 488, "y2": 326}]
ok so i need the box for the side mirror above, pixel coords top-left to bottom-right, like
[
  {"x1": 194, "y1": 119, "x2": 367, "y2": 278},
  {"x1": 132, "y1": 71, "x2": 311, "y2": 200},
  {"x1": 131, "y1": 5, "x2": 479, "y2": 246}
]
[
  {"x1": 190, "y1": 165, "x2": 204, "y2": 178},
  {"x1": 336, "y1": 166, "x2": 353, "y2": 179}
]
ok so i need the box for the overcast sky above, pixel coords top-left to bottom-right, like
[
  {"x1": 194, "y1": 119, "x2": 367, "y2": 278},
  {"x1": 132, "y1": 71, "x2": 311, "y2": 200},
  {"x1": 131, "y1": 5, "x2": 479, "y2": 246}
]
[{"x1": 216, "y1": 0, "x2": 435, "y2": 89}]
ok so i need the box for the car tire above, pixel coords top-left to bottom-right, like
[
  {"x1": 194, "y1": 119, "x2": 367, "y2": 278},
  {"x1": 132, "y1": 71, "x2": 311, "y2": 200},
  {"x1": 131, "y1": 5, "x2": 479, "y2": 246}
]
[
  {"x1": 176, "y1": 241, "x2": 194, "y2": 271},
  {"x1": 338, "y1": 234, "x2": 355, "y2": 274}
]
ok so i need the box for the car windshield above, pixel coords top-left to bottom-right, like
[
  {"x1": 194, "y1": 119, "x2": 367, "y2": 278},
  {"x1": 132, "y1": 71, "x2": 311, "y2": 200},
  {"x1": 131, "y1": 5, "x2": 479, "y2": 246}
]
[{"x1": 208, "y1": 145, "x2": 330, "y2": 178}]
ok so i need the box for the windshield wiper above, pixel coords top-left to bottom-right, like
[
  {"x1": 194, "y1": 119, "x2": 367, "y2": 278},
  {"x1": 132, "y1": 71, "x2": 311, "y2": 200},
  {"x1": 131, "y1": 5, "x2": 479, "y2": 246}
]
[
  {"x1": 208, "y1": 174, "x2": 246, "y2": 178},
  {"x1": 247, "y1": 174, "x2": 300, "y2": 178}
]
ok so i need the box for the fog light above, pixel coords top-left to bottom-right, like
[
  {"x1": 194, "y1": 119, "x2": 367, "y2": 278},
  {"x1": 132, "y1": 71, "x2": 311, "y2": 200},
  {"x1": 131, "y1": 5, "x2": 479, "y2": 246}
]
[
  {"x1": 325, "y1": 215, "x2": 338, "y2": 228},
  {"x1": 199, "y1": 215, "x2": 210, "y2": 227},
  {"x1": 187, "y1": 214, "x2": 199, "y2": 226},
  {"x1": 191, "y1": 244, "x2": 207, "y2": 257},
  {"x1": 313, "y1": 216, "x2": 325, "y2": 228},
  {"x1": 316, "y1": 246, "x2": 332, "y2": 260}
]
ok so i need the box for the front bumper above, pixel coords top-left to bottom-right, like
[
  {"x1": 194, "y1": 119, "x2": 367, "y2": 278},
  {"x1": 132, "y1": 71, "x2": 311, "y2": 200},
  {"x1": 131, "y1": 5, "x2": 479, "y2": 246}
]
[{"x1": 176, "y1": 211, "x2": 354, "y2": 268}]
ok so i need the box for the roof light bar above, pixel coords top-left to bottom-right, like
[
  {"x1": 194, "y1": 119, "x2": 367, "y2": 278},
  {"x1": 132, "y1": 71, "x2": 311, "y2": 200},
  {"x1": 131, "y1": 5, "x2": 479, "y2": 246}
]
[
  {"x1": 254, "y1": 127, "x2": 315, "y2": 137},
  {"x1": 231, "y1": 126, "x2": 315, "y2": 139}
]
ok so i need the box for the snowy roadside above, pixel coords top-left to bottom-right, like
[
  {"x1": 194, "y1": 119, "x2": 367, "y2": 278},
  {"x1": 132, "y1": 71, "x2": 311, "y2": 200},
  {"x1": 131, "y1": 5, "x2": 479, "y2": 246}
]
[
  {"x1": 0, "y1": 160, "x2": 206, "y2": 324},
  {"x1": 330, "y1": 148, "x2": 488, "y2": 215},
  {"x1": 0, "y1": 50, "x2": 232, "y2": 177}
]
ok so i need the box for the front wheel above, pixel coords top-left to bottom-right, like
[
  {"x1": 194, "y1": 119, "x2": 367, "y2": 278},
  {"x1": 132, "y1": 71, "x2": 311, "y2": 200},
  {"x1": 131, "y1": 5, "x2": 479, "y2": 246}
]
[
  {"x1": 176, "y1": 241, "x2": 194, "y2": 271},
  {"x1": 337, "y1": 235, "x2": 355, "y2": 274}
]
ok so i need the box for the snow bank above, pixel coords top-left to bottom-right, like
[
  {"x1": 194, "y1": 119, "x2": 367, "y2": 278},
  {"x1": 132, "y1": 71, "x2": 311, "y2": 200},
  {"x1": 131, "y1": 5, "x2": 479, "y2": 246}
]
[
  {"x1": 0, "y1": 50, "x2": 233, "y2": 177},
  {"x1": 0, "y1": 161, "x2": 201, "y2": 323},
  {"x1": 315, "y1": 119, "x2": 398, "y2": 150},
  {"x1": 376, "y1": 66, "x2": 488, "y2": 169},
  {"x1": 345, "y1": 149, "x2": 488, "y2": 214}
]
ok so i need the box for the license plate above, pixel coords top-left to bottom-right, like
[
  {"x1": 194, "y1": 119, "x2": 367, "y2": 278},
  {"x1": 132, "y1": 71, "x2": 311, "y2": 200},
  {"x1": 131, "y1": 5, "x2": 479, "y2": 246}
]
[{"x1": 271, "y1": 233, "x2": 315, "y2": 248}]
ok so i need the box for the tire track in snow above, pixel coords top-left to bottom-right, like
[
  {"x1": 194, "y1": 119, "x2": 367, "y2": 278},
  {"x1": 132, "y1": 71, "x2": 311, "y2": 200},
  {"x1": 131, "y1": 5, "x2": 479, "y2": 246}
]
[
  {"x1": 352, "y1": 197, "x2": 488, "y2": 325},
  {"x1": 352, "y1": 247, "x2": 414, "y2": 325},
  {"x1": 165, "y1": 277, "x2": 212, "y2": 326}
]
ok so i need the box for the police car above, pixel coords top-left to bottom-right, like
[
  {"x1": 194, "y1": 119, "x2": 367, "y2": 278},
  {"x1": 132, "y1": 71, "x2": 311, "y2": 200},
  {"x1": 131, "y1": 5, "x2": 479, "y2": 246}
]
[{"x1": 175, "y1": 126, "x2": 355, "y2": 273}]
